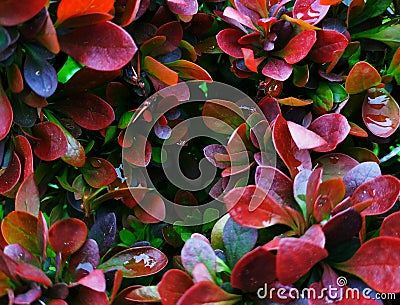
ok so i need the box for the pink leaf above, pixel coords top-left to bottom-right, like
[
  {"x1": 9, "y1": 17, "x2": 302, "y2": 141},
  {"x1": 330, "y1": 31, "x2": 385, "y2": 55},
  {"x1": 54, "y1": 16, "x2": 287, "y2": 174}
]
[
  {"x1": 216, "y1": 28, "x2": 244, "y2": 58},
  {"x1": 287, "y1": 121, "x2": 328, "y2": 150},
  {"x1": 274, "y1": 30, "x2": 317, "y2": 64},
  {"x1": 293, "y1": 0, "x2": 330, "y2": 25},
  {"x1": 262, "y1": 58, "x2": 293, "y2": 81}
]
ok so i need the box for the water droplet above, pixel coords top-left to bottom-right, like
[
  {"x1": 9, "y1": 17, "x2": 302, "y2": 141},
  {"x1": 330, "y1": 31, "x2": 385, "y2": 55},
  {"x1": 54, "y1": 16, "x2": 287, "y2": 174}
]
[
  {"x1": 329, "y1": 156, "x2": 340, "y2": 164},
  {"x1": 90, "y1": 158, "x2": 102, "y2": 168},
  {"x1": 35, "y1": 70, "x2": 41, "y2": 76},
  {"x1": 368, "y1": 189, "x2": 376, "y2": 197}
]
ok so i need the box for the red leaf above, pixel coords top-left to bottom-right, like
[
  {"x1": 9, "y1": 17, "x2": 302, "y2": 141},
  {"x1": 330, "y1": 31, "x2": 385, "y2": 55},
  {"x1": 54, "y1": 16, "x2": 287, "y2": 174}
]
[
  {"x1": 380, "y1": 211, "x2": 400, "y2": 239},
  {"x1": 69, "y1": 286, "x2": 109, "y2": 305},
  {"x1": 276, "y1": 237, "x2": 328, "y2": 285},
  {"x1": 1, "y1": 211, "x2": 40, "y2": 255},
  {"x1": 241, "y1": 48, "x2": 264, "y2": 72},
  {"x1": 36, "y1": 12, "x2": 60, "y2": 54},
  {"x1": 6, "y1": 63, "x2": 24, "y2": 93},
  {"x1": 69, "y1": 270, "x2": 106, "y2": 292},
  {"x1": 143, "y1": 56, "x2": 179, "y2": 86},
  {"x1": 231, "y1": 247, "x2": 276, "y2": 292},
  {"x1": 56, "y1": 0, "x2": 114, "y2": 25},
  {"x1": 224, "y1": 185, "x2": 294, "y2": 229},
  {"x1": 81, "y1": 157, "x2": 117, "y2": 188},
  {"x1": 59, "y1": 21, "x2": 137, "y2": 71},
  {"x1": 0, "y1": 152, "x2": 21, "y2": 194},
  {"x1": 15, "y1": 174, "x2": 40, "y2": 216},
  {"x1": 158, "y1": 269, "x2": 194, "y2": 305},
  {"x1": 336, "y1": 237, "x2": 400, "y2": 293},
  {"x1": 362, "y1": 88, "x2": 400, "y2": 138},
  {"x1": 255, "y1": 166, "x2": 296, "y2": 208},
  {"x1": 314, "y1": 153, "x2": 359, "y2": 180},
  {"x1": 65, "y1": 67, "x2": 121, "y2": 93},
  {"x1": 272, "y1": 115, "x2": 312, "y2": 178},
  {"x1": 351, "y1": 175, "x2": 400, "y2": 216},
  {"x1": 152, "y1": 21, "x2": 183, "y2": 57},
  {"x1": 134, "y1": 193, "x2": 166, "y2": 223},
  {"x1": 31, "y1": 122, "x2": 68, "y2": 161},
  {"x1": 345, "y1": 62, "x2": 381, "y2": 95},
  {"x1": 164, "y1": 60, "x2": 212, "y2": 81},
  {"x1": 293, "y1": 0, "x2": 330, "y2": 25},
  {"x1": 262, "y1": 58, "x2": 293, "y2": 81},
  {"x1": 177, "y1": 281, "x2": 241, "y2": 305},
  {"x1": 0, "y1": 83, "x2": 13, "y2": 141},
  {"x1": 15, "y1": 263, "x2": 52, "y2": 287},
  {"x1": 308, "y1": 114, "x2": 350, "y2": 152},
  {"x1": 287, "y1": 121, "x2": 327, "y2": 150},
  {"x1": 309, "y1": 30, "x2": 349, "y2": 64},
  {"x1": 140, "y1": 36, "x2": 167, "y2": 56},
  {"x1": 56, "y1": 12, "x2": 113, "y2": 29},
  {"x1": 274, "y1": 30, "x2": 317, "y2": 64},
  {"x1": 0, "y1": 0, "x2": 47, "y2": 26},
  {"x1": 14, "y1": 135, "x2": 33, "y2": 181},
  {"x1": 349, "y1": 122, "x2": 369, "y2": 138},
  {"x1": 167, "y1": 0, "x2": 198, "y2": 16},
  {"x1": 48, "y1": 218, "x2": 88, "y2": 257},
  {"x1": 98, "y1": 246, "x2": 168, "y2": 278},
  {"x1": 216, "y1": 29, "x2": 245, "y2": 58},
  {"x1": 58, "y1": 93, "x2": 115, "y2": 130},
  {"x1": 123, "y1": 134, "x2": 152, "y2": 167},
  {"x1": 319, "y1": 0, "x2": 341, "y2": 4},
  {"x1": 306, "y1": 167, "x2": 323, "y2": 220}
]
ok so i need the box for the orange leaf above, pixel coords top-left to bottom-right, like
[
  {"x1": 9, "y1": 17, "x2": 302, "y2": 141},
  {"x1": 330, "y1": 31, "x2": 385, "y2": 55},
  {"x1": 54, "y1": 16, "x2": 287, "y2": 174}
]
[
  {"x1": 143, "y1": 56, "x2": 179, "y2": 86},
  {"x1": 164, "y1": 60, "x2": 212, "y2": 81},
  {"x1": 345, "y1": 61, "x2": 381, "y2": 94},
  {"x1": 57, "y1": 0, "x2": 114, "y2": 25},
  {"x1": 319, "y1": 0, "x2": 342, "y2": 4},
  {"x1": 278, "y1": 97, "x2": 313, "y2": 106}
]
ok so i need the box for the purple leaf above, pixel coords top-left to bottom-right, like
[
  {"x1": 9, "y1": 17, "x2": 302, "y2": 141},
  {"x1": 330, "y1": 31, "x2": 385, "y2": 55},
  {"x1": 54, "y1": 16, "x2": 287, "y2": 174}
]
[
  {"x1": 343, "y1": 162, "x2": 381, "y2": 197},
  {"x1": 88, "y1": 213, "x2": 117, "y2": 257},
  {"x1": 181, "y1": 235, "x2": 216, "y2": 276},
  {"x1": 222, "y1": 217, "x2": 258, "y2": 268}
]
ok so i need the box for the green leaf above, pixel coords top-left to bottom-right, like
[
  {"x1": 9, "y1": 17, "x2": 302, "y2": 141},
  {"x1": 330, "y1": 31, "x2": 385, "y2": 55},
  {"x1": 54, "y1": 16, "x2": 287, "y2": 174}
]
[
  {"x1": 119, "y1": 228, "x2": 136, "y2": 245},
  {"x1": 118, "y1": 111, "x2": 135, "y2": 129},
  {"x1": 327, "y1": 82, "x2": 348, "y2": 103},
  {"x1": 349, "y1": 0, "x2": 392, "y2": 27},
  {"x1": 58, "y1": 56, "x2": 84, "y2": 84},
  {"x1": 312, "y1": 82, "x2": 334, "y2": 114},
  {"x1": 352, "y1": 21, "x2": 400, "y2": 48},
  {"x1": 104, "y1": 126, "x2": 118, "y2": 145}
]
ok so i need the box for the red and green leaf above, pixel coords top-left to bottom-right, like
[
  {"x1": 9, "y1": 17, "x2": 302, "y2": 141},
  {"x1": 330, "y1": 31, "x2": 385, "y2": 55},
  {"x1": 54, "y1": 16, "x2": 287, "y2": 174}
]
[
  {"x1": 15, "y1": 174, "x2": 40, "y2": 216},
  {"x1": 164, "y1": 60, "x2": 212, "y2": 81},
  {"x1": 345, "y1": 62, "x2": 382, "y2": 94},
  {"x1": 98, "y1": 246, "x2": 168, "y2": 278},
  {"x1": 143, "y1": 56, "x2": 179, "y2": 86},
  {"x1": 81, "y1": 157, "x2": 117, "y2": 188}
]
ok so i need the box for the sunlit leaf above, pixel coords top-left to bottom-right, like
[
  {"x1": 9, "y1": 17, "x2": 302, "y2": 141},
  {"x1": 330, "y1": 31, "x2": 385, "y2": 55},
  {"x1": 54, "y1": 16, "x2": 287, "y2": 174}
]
[
  {"x1": 345, "y1": 62, "x2": 381, "y2": 95},
  {"x1": 56, "y1": 0, "x2": 114, "y2": 25}
]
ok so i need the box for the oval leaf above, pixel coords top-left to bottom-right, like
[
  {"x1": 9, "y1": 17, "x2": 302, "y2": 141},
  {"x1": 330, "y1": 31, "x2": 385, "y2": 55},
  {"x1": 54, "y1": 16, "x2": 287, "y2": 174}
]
[
  {"x1": 336, "y1": 237, "x2": 400, "y2": 293},
  {"x1": 216, "y1": 28, "x2": 244, "y2": 58},
  {"x1": 0, "y1": 83, "x2": 13, "y2": 141},
  {"x1": 293, "y1": 0, "x2": 330, "y2": 25},
  {"x1": 0, "y1": 0, "x2": 47, "y2": 26},
  {"x1": 345, "y1": 62, "x2": 382, "y2": 95},
  {"x1": 362, "y1": 88, "x2": 400, "y2": 138},
  {"x1": 32, "y1": 122, "x2": 68, "y2": 161},
  {"x1": 380, "y1": 211, "x2": 400, "y2": 239},
  {"x1": 59, "y1": 21, "x2": 137, "y2": 71},
  {"x1": 57, "y1": 0, "x2": 114, "y2": 24},
  {"x1": 58, "y1": 93, "x2": 115, "y2": 130},
  {"x1": 275, "y1": 30, "x2": 317, "y2": 64},
  {"x1": 351, "y1": 175, "x2": 400, "y2": 216},
  {"x1": 181, "y1": 236, "x2": 216, "y2": 275},
  {"x1": 15, "y1": 173, "x2": 40, "y2": 216},
  {"x1": 48, "y1": 218, "x2": 88, "y2": 257},
  {"x1": 98, "y1": 246, "x2": 168, "y2": 278},
  {"x1": 158, "y1": 269, "x2": 193, "y2": 305},
  {"x1": 262, "y1": 57, "x2": 293, "y2": 81},
  {"x1": 0, "y1": 152, "x2": 21, "y2": 194},
  {"x1": 81, "y1": 157, "x2": 117, "y2": 188}
]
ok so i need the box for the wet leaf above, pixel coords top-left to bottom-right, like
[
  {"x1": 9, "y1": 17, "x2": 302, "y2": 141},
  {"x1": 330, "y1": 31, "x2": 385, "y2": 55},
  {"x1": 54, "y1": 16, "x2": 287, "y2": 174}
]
[
  {"x1": 203, "y1": 99, "x2": 245, "y2": 134},
  {"x1": 335, "y1": 237, "x2": 400, "y2": 293},
  {"x1": 345, "y1": 62, "x2": 381, "y2": 95},
  {"x1": 67, "y1": 239, "x2": 100, "y2": 278},
  {"x1": 81, "y1": 157, "x2": 117, "y2": 188},
  {"x1": 48, "y1": 218, "x2": 88, "y2": 258},
  {"x1": 32, "y1": 122, "x2": 68, "y2": 161},
  {"x1": 343, "y1": 162, "x2": 381, "y2": 197},
  {"x1": 309, "y1": 30, "x2": 349, "y2": 64},
  {"x1": 293, "y1": 0, "x2": 330, "y2": 25},
  {"x1": 98, "y1": 246, "x2": 168, "y2": 278},
  {"x1": 314, "y1": 153, "x2": 359, "y2": 180},
  {"x1": 287, "y1": 121, "x2": 327, "y2": 150},
  {"x1": 58, "y1": 93, "x2": 115, "y2": 130},
  {"x1": 362, "y1": 88, "x2": 400, "y2": 138},
  {"x1": 59, "y1": 21, "x2": 137, "y2": 71},
  {"x1": 351, "y1": 175, "x2": 400, "y2": 216}
]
